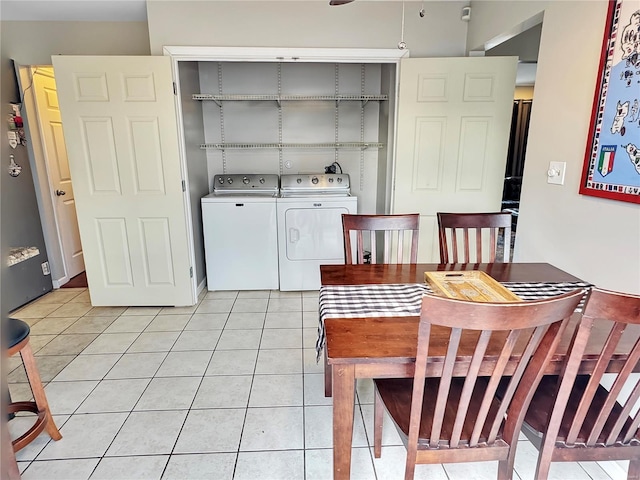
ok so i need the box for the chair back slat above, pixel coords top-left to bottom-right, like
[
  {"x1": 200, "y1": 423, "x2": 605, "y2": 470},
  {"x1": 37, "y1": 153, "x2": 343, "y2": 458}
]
[
  {"x1": 396, "y1": 230, "x2": 404, "y2": 264},
  {"x1": 565, "y1": 320, "x2": 626, "y2": 444},
  {"x1": 622, "y1": 392, "x2": 640, "y2": 443},
  {"x1": 407, "y1": 320, "x2": 432, "y2": 456},
  {"x1": 452, "y1": 229, "x2": 460, "y2": 263},
  {"x1": 342, "y1": 214, "x2": 419, "y2": 265},
  {"x1": 473, "y1": 330, "x2": 520, "y2": 445},
  {"x1": 494, "y1": 316, "x2": 573, "y2": 445},
  {"x1": 488, "y1": 229, "x2": 497, "y2": 262},
  {"x1": 475, "y1": 228, "x2": 482, "y2": 263},
  {"x1": 463, "y1": 230, "x2": 471, "y2": 263},
  {"x1": 437, "y1": 212, "x2": 512, "y2": 263},
  {"x1": 605, "y1": 340, "x2": 640, "y2": 444},
  {"x1": 591, "y1": 338, "x2": 640, "y2": 446},
  {"x1": 450, "y1": 329, "x2": 492, "y2": 448},
  {"x1": 355, "y1": 230, "x2": 366, "y2": 264},
  {"x1": 369, "y1": 231, "x2": 377, "y2": 264},
  {"x1": 427, "y1": 327, "x2": 462, "y2": 448}
]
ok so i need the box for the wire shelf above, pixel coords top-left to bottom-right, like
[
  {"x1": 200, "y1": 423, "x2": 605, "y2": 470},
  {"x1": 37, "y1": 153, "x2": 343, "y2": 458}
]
[
  {"x1": 193, "y1": 94, "x2": 388, "y2": 101},
  {"x1": 200, "y1": 142, "x2": 384, "y2": 150}
]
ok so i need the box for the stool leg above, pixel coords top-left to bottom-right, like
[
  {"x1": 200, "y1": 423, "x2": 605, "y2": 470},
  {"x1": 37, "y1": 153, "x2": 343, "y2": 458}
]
[
  {"x1": 6, "y1": 388, "x2": 15, "y2": 420},
  {"x1": 20, "y1": 342, "x2": 61, "y2": 441},
  {"x1": 2, "y1": 421, "x2": 21, "y2": 480}
]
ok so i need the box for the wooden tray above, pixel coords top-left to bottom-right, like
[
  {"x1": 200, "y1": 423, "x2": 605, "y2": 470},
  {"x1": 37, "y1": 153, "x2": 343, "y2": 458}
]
[{"x1": 424, "y1": 271, "x2": 521, "y2": 302}]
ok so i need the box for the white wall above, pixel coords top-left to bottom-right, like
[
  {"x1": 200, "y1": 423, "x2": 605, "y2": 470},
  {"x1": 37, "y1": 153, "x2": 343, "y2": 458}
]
[
  {"x1": 470, "y1": 1, "x2": 640, "y2": 294},
  {"x1": 467, "y1": 1, "x2": 548, "y2": 53},
  {"x1": 147, "y1": 1, "x2": 468, "y2": 57}
]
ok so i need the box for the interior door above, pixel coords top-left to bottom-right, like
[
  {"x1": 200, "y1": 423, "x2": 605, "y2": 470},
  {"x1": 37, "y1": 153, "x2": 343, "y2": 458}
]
[
  {"x1": 52, "y1": 56, "x2": 195, "y2": 306},
  {"x1": 32, "y1": 68, "x2": 85, "y2": 283},
  {"x1": 392, "y1": 57, "x2": 517, "y2": 262}
]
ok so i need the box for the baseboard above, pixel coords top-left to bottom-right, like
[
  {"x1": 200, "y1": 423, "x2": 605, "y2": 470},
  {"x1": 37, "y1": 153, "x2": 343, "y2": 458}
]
[{"x1": 52, "y1": 275, "x2": 69, "y2": 289}]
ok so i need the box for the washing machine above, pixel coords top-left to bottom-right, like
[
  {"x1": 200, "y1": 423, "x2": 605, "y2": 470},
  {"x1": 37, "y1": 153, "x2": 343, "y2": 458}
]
[
  {"x1": 201, "y1": 174, "x2": 279, "y2": 290},
  {"x1": 277, "y1": 174, "x2": 358, "y2": 291}
]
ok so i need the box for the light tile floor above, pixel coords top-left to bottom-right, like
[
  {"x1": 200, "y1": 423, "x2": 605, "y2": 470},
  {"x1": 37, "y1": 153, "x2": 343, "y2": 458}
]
[{"x1": 7, "y1": 287, "x2": 631, "y2": 480}]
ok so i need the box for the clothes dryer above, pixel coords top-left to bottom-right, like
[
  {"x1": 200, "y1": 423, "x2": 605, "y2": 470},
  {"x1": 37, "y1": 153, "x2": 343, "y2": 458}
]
[{"x1": 277, "y1": 174, "x2": 357, "y2": 291}]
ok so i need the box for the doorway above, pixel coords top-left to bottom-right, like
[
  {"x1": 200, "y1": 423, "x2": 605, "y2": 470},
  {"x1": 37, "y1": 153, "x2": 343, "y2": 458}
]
[{"x1": 18, "y1": 65, "x2": 85, "y2": 288}]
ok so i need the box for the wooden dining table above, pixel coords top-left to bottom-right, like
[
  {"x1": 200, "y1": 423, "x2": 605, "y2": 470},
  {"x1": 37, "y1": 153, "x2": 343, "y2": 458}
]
[{"x1": 319, "y1": 262, "x2": 605, "y2": 479}]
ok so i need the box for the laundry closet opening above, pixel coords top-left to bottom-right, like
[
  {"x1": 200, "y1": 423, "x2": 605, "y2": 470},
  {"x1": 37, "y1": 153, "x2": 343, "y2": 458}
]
[{"x1": 174, "y1": 56, "x2": 400, "y2": 291}]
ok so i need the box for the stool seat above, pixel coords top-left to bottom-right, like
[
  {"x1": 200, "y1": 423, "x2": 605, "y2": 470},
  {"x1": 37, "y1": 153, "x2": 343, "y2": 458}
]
[
  {"x1": 5, "y1": 316, "x2": 62, "y2": 452},
  {"x1": 6, "y1": 318, "x2": 30, "y2": 349}
]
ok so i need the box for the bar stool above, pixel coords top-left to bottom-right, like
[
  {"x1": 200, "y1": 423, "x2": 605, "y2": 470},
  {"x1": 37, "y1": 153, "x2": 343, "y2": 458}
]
[{"x1": 6, "y1": 317, "x2": 62, "y2": 451}]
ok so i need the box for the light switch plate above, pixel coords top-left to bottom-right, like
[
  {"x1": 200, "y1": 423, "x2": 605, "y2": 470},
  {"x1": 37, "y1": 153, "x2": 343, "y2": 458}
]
[{"x1": 547, "y1": 161, "x2": 566, "y2": 185}]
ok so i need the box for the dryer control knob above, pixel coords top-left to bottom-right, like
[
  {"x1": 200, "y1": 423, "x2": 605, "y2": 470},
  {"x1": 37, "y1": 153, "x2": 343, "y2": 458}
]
[
  {"x1": 337, "y1": 177, "x2": 343, "y2": 183},
  {"x1": 328, "y1": 177, "x2": 334, "y2": 183},
  {"x1": 243, "y1": 176, "x2": 250, "y2": 184},
  {"x1": 311, "y1": 177, "x2": 319, "y2": 185},
  {"x1": 259, "y1": 177, "x2": 265, "y2": 184},
  {"x1": 296, "y1": 178, "x2": 302, "y2": 184},
  {"x1": 227, "y1": 177, "x2": 233, "y2": 184},
  {"x1": 218, "y1": 177, "x2": 224, "y2": 184}
]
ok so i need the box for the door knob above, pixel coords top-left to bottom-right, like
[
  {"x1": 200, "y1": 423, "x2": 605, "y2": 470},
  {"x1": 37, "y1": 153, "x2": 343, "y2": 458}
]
[{"x1": 55, "y1": 190, "x2": 66, "y2": 196}]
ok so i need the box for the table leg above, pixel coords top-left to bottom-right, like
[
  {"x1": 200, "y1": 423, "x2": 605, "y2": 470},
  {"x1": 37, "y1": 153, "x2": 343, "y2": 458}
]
[
  {"x1": 333, "y1": 364, "x2": 355, "y2": 480},
  {"x1": 324, "y1": 348, "x2": 332, "y2": 397}
]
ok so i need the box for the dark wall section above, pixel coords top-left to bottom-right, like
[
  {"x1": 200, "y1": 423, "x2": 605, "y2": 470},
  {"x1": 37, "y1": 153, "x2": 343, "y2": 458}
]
[{"x1": 1, "y1": 56, "x2": 52, "y2": 313}]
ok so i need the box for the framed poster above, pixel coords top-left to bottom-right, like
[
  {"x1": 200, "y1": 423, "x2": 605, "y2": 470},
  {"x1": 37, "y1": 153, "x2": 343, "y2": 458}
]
[{"x1": 579, "y1": 0, "x2": 640, "y2": 204}]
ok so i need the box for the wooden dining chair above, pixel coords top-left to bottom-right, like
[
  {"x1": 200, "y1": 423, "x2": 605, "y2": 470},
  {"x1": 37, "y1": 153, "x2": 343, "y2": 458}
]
[
  {"x1": 373, "y1": 289, "x2": 585, "y2": 480},
  {"x1": 342, "y1": 213, "x2": 420, "y2": 264},
  {"x1": 437, "y1": 212, "x2": 512, "y2": 263},
  {"x1": 323, "y1": 213, "x2": 420, "y2": 397},
  {"x1": 510, "y1": 287, "x2": 640, "y2": 480}
]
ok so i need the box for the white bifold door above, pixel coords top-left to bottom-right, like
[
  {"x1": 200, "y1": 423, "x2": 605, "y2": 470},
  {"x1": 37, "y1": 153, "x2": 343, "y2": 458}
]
[
  {"x1": 393, "y1": 57, "x2": 518, "y2": 262},
  {"x1": 52, "y1": 56, "x2": 195, "y2": 306}
]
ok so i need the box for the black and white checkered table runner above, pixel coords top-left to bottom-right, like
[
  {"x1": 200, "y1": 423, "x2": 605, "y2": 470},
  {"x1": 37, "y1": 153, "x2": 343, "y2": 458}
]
[{"x1": 315, "y1": 281, "x2": 592, "y2": 358}]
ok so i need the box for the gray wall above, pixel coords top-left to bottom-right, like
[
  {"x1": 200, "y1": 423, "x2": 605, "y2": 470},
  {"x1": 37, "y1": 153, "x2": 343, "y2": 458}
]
[
  {"x1": 178, "y1": 62, "x2": 209, "y2": 290},
  {"x1": 469, "y1": 1, "x2": 640, "y2": 294},
  {"x1": 147, "y1": 1, "x2": 468, "y2": 57},
  {"x1": 1, "y1": 56, "x2": 52, "y2": 311},
  {"x1": 1, "y1": 21, "x2": 150, "y2": 64}
]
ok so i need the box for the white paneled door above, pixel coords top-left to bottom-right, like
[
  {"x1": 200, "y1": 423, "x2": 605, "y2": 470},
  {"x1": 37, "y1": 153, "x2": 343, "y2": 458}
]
[
  {"x1": 33, "y1": 68, "x2": 85, "y2": 282},
  {"x1": 52, "y1": 56, "x2": 194, "y2": 306},
  {"x1": 392, "y1": 57, "x2": 517, "y2": 262}
]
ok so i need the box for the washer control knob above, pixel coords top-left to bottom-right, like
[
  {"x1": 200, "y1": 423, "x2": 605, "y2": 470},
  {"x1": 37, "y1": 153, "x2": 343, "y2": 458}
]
[
  {"x1": 296, "y1": 178, "x2": 302, "y2": 184},
  {"x1": 227, "y1": 177, "x2": 233, "y2": 184},
  {"x1": 242, "y1": 176, "x2": 250, "y2": 185},
  {"x1": 337, "y1": 177, "x2": 343, "y2": 183},
  {"x1": 259, "y1": 177, "x2": 265, "y2": 184},
  {"x1": 328, "y1": 177, "x2": 334, "y2": 183},
  {"x1": 311, "y1": 176, "x2": 319, "y2": 185},
  {"x1": 218, "y1": 177, "x2": 224, "y2": 184}
]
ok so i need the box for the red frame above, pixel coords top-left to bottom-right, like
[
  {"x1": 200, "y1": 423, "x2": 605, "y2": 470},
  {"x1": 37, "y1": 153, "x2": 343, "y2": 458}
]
[{"x1": 578, "y1": 0, "x2": 640, "y2": 204}]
